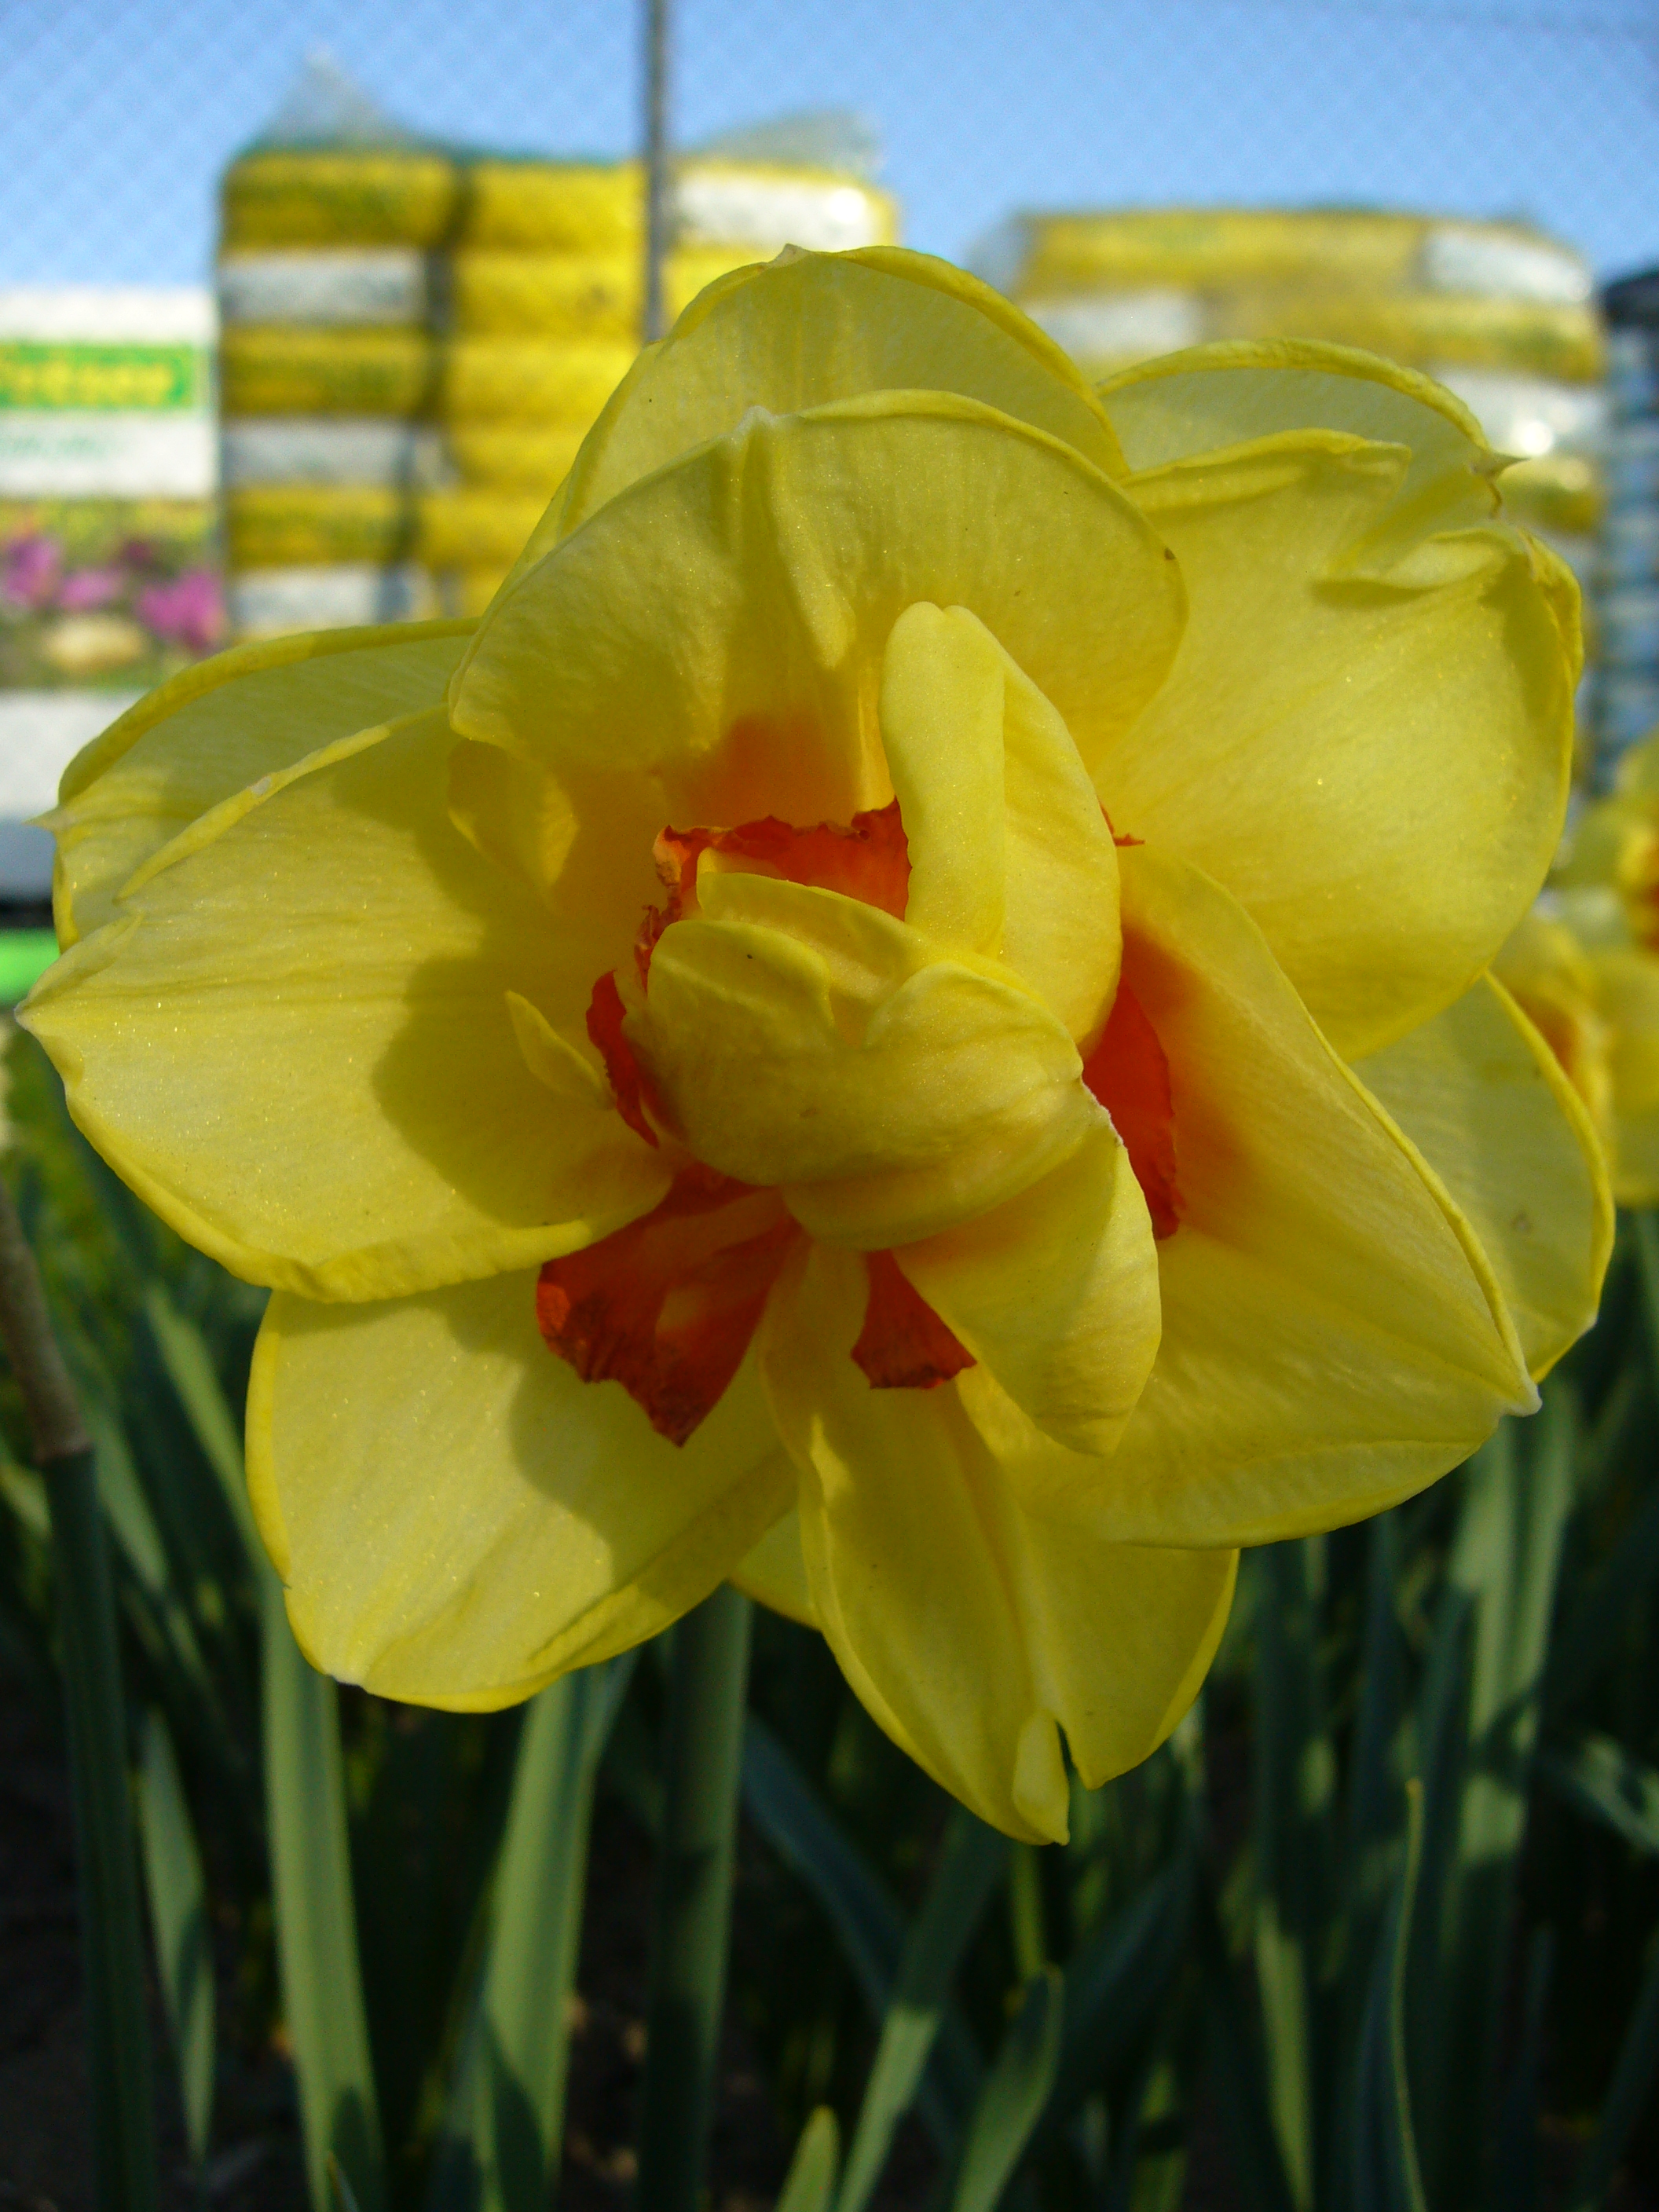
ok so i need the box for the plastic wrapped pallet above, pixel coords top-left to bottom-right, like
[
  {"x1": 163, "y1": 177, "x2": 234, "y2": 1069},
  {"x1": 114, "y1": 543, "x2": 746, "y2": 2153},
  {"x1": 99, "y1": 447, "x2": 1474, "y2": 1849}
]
[
  {"x1": 222, "y1": 151, "x2": 460, "y2": 249},
  {"x1": 426, "y1": 113, "x2": 897, "y2": 602},
  {"x1": 459, "y1": 154, "x2": 895, "y2": 260},
  {"x1": 445, "y1": 568, "x2": 512, "y2": 619},
  {"x1": 218, "y1": 249, "x2": 432, "y2": 328},
  {"x1": 976, "y1": 207, "x2": 1588, "y2": 306},
  {"x1": 462, "y1": 161, "x2": 645, "y2": 254},
  {"x1": 228, "y1": 563, "x2": 436, "y2": 637},
  {"x1": 1226, "y1": 287, "x2": 1602, "y2": 382},
  {"x1": 220, "y1": 327, "x2": 437, "y2": 419},
  {"x1": 450, "y1": 245, "x2": 758, "y2": 340},
  {"x1": 417, "y1": 489, "x2": 545, "y2": 571},
  {"x1": 675, "y1": 160, "x2": 896, "y2": 256},
  {"x1": 439, "y1": 336, "x2": 635, "y2": 426},
  {"x1": 218, "y1": 57, "x2": 463, "y2": 639},
  {"x1": 226, "y1": 485, "x2": 424, "y2": 569},
  {"x1": 222, "y1": 418, "x2": 449, "y2": 489},
  {"x1": 444, "y1": 423, "x2": 588, "y2": 493},
  {"x1": 982, "y1": 204, "x2": 1605, "y2": 602}
]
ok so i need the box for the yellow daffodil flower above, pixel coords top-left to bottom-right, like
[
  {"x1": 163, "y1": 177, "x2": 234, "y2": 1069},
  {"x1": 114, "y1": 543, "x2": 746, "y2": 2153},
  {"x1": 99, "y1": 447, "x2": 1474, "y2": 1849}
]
[
  {"x1": 1514, "y1": 728, "x2": 1659, "y2": 1205},
  {"x1": 20, "y1": 249, "x2": 1609, "y2": 1840}
]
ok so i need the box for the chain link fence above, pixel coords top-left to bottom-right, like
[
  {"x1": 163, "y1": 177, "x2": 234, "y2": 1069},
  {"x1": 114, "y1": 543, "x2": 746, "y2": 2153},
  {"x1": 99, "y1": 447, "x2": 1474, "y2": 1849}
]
[
  {"x1": 0, "y1": 0, "x2": 1655, "y2": 903},
  {"x1": 2, "y1": 0, "x2": 1654, "y2": 285}
]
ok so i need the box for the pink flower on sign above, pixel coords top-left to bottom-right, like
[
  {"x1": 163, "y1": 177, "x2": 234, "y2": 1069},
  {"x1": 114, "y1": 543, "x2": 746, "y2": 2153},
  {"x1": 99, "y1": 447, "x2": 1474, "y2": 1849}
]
[
  {"x1": 137, "y1": 569, "x2": 225, "y2": 657},
  {"x1": 2, "y1": 534, "x2": 63, "y2": 610},
  {"x1": 57, "y1": 567, "x2": 126, "y2": 613}
]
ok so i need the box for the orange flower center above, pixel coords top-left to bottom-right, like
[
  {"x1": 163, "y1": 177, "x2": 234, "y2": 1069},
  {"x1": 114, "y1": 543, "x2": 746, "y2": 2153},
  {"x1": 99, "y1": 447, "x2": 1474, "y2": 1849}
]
[{"x1": 540, "y1": 803, "x2": 1180, "y2": 1444}]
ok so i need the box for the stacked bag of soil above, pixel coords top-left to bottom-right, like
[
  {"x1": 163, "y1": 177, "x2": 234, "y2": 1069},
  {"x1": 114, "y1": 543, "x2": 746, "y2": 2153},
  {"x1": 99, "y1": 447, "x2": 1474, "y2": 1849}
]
[
  {"x1": 220, "y1": 64, "x2": 899, "y2": 635},
  {"x1": 973, "y1": 207, "x2": 1606, "y2": 585},
  {"x1": 218, "y1": 60, "x2": 453, "y2": 638},
  {"x1": 437, "y1": 115, "x2": 899, "y2": 613}
]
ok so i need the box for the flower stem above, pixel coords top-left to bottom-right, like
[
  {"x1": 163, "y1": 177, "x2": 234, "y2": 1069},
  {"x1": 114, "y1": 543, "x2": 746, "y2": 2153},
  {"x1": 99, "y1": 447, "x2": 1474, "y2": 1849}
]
[
  {"x1": 634, "y1": 1584, "x2": 752, "y2": 2212},
  {"x1": 0, "y1": 1175, "x2": 157, "y2": 2212}
]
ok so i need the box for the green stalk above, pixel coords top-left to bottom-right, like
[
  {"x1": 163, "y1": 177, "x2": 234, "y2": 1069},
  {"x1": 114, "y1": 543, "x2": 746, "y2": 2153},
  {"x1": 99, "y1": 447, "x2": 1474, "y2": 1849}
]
[
  {"x1": 0, "y1": 1175, "x2": 156, "y2": 2212},
  {"x1": 633, "y1": 1586, "x2": 752, "y2": 2212}
]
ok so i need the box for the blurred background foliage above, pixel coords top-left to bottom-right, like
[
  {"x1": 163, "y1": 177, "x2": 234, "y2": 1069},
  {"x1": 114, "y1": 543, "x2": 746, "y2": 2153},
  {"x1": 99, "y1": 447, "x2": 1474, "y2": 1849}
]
[{"x1": 2, "y1": 1004, "x2": 1659, "y2": 2212}]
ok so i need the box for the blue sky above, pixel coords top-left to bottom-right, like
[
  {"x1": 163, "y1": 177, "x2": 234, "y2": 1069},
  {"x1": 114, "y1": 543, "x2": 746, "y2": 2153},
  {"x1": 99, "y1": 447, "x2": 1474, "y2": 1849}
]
[{"x1": 2, "y1": 0, "x2": 1654, "y2": 287}]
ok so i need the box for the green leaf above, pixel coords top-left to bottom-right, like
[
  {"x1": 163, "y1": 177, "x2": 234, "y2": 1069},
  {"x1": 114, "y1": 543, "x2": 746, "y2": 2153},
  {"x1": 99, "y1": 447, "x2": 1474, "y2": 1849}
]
[
  {"x1": 427, "y1": 1658, "x2": 632, "y2": 2212},
  {"x1": 1539, "y1": 1734, "x2": 1659, "y2": 1858},
  {"x1": 950, "y1": 1965, "x2": 1064, "y2": 2212},
  {"x1": 1250, "y1": 1541, "x2": 1337, "y2": 2212},
  {"x1": 1546, "y1": 1480, "x2": 1659, "y2": 1720},
  {"x1": 837, "y1": 1809, "x2": 1007, "y2": 2212},
  {"x1": 1195, "y1": 1867, "x2": 1298, "y2": 2212},
  {"x1": 137, "y1": 1282, "x2": 265, "y2": 1561},
  {"x1": 135, "y1": 1708, "x2": 215, "y2": 2168},
  {"x1": 1632, "y1": 1210, "x2": 1659, "y2": 1380},
  {"x1": 778, "y1": 2108, "x2": 841, "y2": 2212},
  {"x1": 1564, "y1": 1932, "x2": 1659, "y2": 2212},
  {"x1": 741, "y1": 1716, "x2": 980, "y2": 2149},
  {"x1": 262, "y1": 1574, "x2": 383, "y2": 2212},
  {"x1": 1042, "y1": 1837, "x2": 1195, "y2": 2135},
  {"x1": 1413, "y1": 1393, "x2": 1574, "y2": 2204},
  {"x1": 0, "y1": 1456, "x2": 47, "y2": 1539},
  {"x1": 1350, "y1": 1778, "x2": 1427, "y2": 2212},
  {"x1": 329, "y1": 2152, "x2": 365, "y2": 2212},
  {"x1": 46, "y1": 1441, "x2": 160, "y2": 2212},
  {"x1": 1491, "y1": 1928, "x2": 1551, "y2": 2212}
]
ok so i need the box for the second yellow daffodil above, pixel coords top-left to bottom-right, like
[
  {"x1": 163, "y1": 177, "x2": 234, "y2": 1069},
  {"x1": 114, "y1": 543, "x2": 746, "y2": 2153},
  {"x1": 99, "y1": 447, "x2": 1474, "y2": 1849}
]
[
  {"x1": 21, "y1": 249, "x2": 1608, "y2": 1840},
  {"x1": 1505, "y1": 726, "x2": 1659, "y2": 1206}
]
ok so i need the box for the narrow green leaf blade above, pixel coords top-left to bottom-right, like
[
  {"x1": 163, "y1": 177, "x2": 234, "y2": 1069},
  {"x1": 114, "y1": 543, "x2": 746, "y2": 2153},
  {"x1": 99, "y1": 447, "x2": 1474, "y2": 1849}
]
[
  {"x1": 742, "y1": 1716, "x2": 980, "y2": 2149},
  {"x1": 837, "y1": 1809, "x2": 1007, "y2": 2212},
  {"x1": 1043, "y1": 1837, "x2": 1194, "y2": 2134},
  {"x1": 778, "y1": 2108, "x2": 840, "y2": 2212},
  {"x1": 1250, "y1": 1541, "x2": 1337, "y2": 2212},
  {"x1": 1539, "y1": 1735, "x2": 1659, "y2": 1859},
  {"x1": 950, "y1": 1965, "x2": 1064, "y2": 2212},
  {"x1": 138, "y1": 1283, "x2": 263, "y2": 1562},
  {"x1": 1351, "y1": 1778, "x2": 1427, "y2": 2212},
  {"x1": 262, "y1": 1574, "x2": 384, "y2": 2212},
  {"x1": 1564, "y1": 1933, "x2": 1659, "y2": 2212},
  {"x1": 135, "y1": 1708, "x2": 215, "y2": 2167},
  {"x1": 428, "y1": 1659, "x2": 631, "y2": 2212}
]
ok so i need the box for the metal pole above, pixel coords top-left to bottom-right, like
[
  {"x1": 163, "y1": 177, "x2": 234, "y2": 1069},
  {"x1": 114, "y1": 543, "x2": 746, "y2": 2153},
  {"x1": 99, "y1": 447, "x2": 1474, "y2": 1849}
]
[{"x1": 641, "y1": 0, "x2": 672, "y2": 343}]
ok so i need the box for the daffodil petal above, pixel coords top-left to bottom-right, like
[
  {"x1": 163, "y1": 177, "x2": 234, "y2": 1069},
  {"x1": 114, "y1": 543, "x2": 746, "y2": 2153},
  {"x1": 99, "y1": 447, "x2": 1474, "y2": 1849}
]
[
  {"x1": 447, "y1": 737, "x2": 665, "y2": 943},
  {"x1": 760, "y1": 1241, "x2": 1235, "y2": 1841},
  {"x1": 873, "y1": 600, "x2": 1122, "y2": 1038},
  {"x1": 1594, "y1": 947, "x2": 1659, "y2": 1205},
  {"x1": 1040, "y1": 844, "x2": 1535, "y2": 1548},
  {"x1": 895, "y1": 1115, "x2": 1160, "y2": 1457},
  {"x1": 498, "y1": 246, "x2": 1124, "y2": 585},
  {"x1": 452, "y1": 394, "x2": 1182, "y2": 833},
  {"x1": 1100, "y1": 434, "x2": 1571, "y2": 1057},
  {"x1": 729, "y1": 1503, "x2": 819, "y2": 1627},
  {"x1": 21, "y1": 709, "x2": 670, "y2": 1300},
  {"x1": 1354, "y1": 976, "x2": 1611, "y2": 1380},
  {"x1": 878, "y1": 602, "x2": 1005, "y2": 956},
  {"x1": 1101, "y1": 339, "x2": 1501, "y2": 547},
  {"x1": 247, "y1": 1273, "x2": 788, "y2": 1707},
  {"x1": 994, "y1": 630, "x2": 1125, "y2": 1043},
  {"x1": 46, "y1": 624, "x2": 472, "y2": 945},
  {"x1": 632, "y1": 873, "x2": 1091, "y2": 1243}
]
